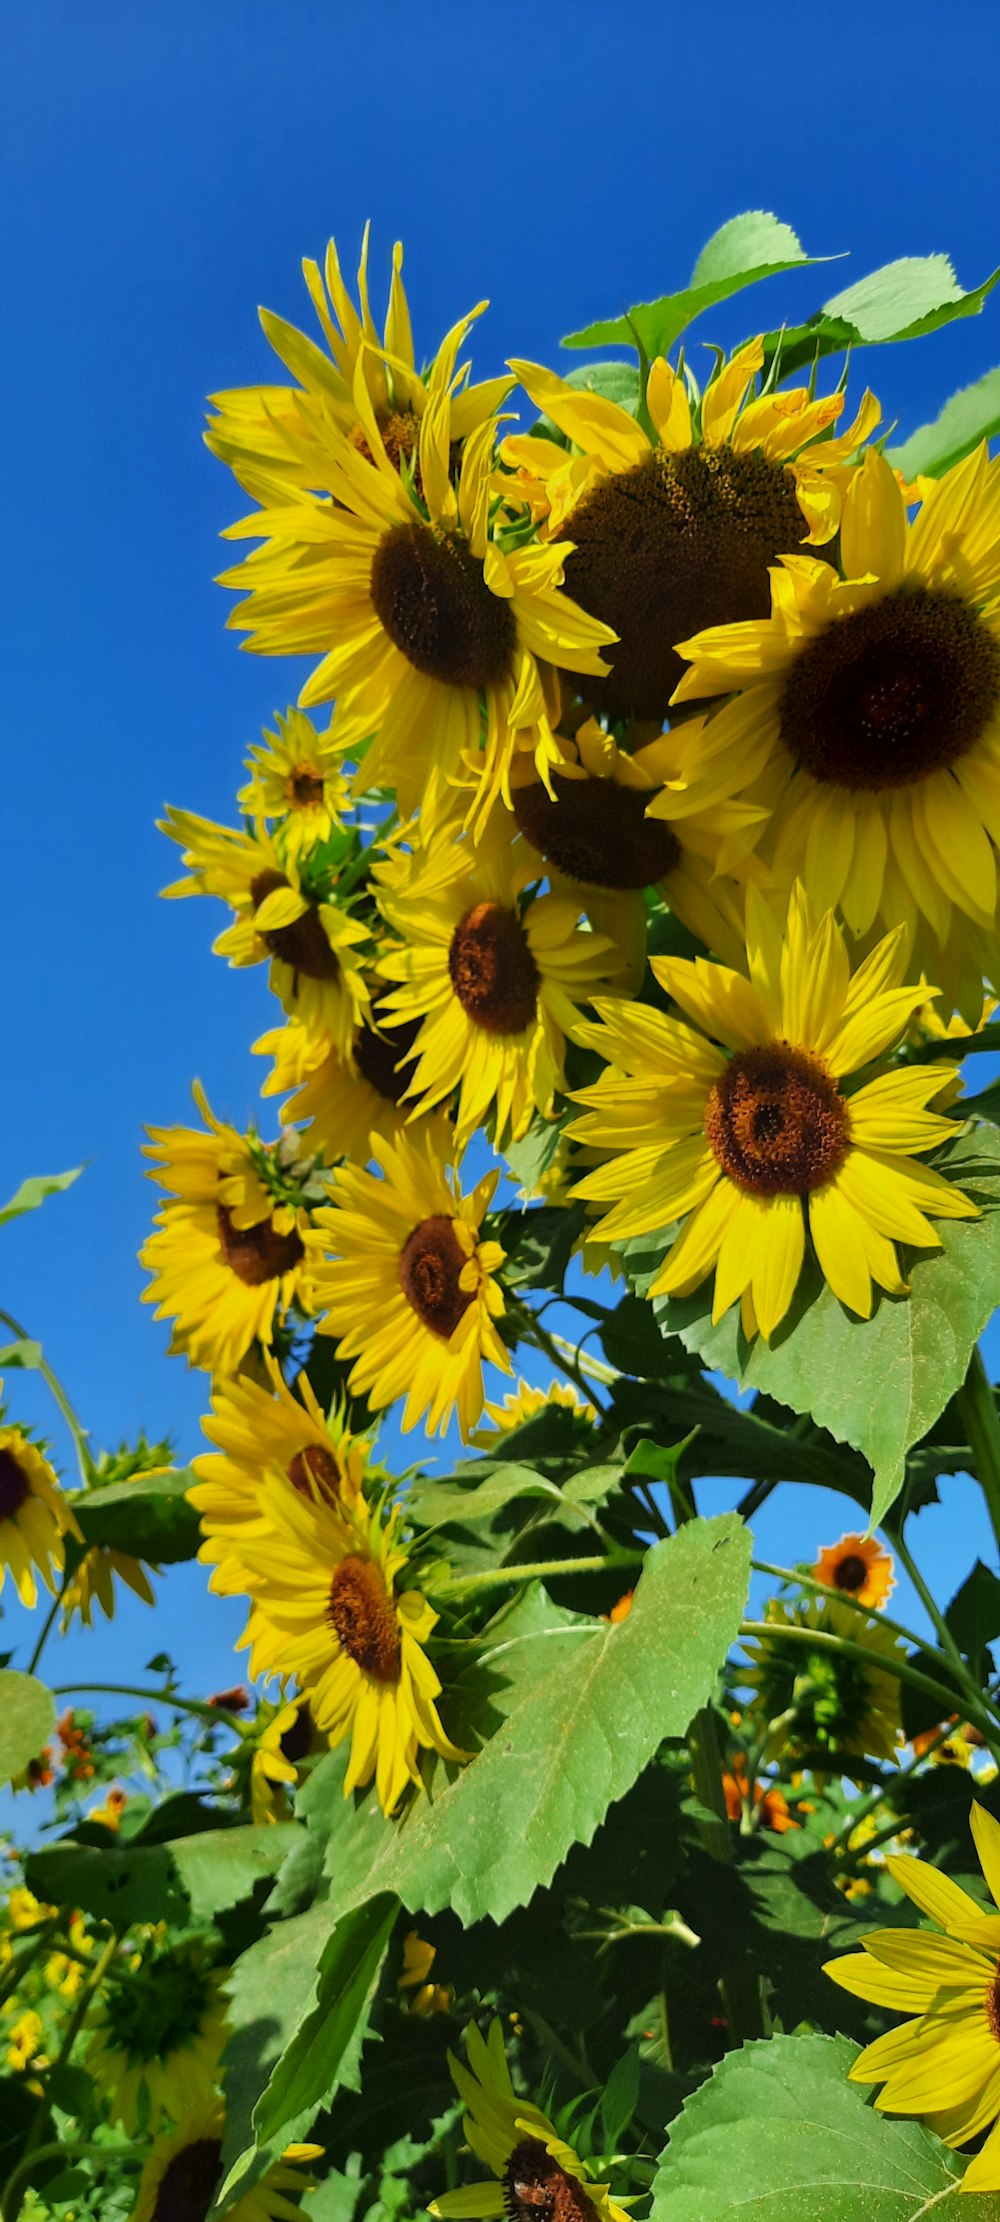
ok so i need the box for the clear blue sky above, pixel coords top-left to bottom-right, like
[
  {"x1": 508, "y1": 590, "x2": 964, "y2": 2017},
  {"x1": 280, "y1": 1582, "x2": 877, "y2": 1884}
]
[{"x1": 2, "y1": 0, "x2": 1000, "y2": 1793}]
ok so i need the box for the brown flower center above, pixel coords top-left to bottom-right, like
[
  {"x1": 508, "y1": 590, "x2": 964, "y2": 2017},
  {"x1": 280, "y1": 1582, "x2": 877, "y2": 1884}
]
[
  {"x1": 987, "y1": 1970, "x2": 1000, "y2": 2044},
  {"x1": 249, "y1": 869, "x2": 341, "y2": 980},
  {"x1": 287, "y1": 1442, "x2": 344, "y2": 1504},
  {"x1": 0, "y1": 1448, "x2": 30, "y2": 1522},
  {"x1": 328, "y1": 1555, "x2": 401, "y2": 1682},
  {"x1": 705, "y1": 1041, "x2": 849, "y2": 1196},
  {"x1": 503, "y1": 2138, "x2": 601, "y2": 2222},
  {"x1": 448, "y1": 902, "x2": 540, "y2": 1033},
  {"x1": 216, "y1": 1204, "x2": 305, "y2": 1287},
  {"x1": 562, "y1": 445, "x2": 810, "y2": 722},
  {"x1": 369, "y1": 521, "x2": 516, "y2": 689},
  {"x1": 352, "y1": 1003, "x2": 422, "y2": 1103},
  {"x1": 399, "y1": 1215, "x2": 474, "y2": 1338},
  {"x1": 513, "y1": 771, "x2": 681, "y2": 888},
  {"x1": 285, "y1": 765, "x2": 326, "y2": 808},
  {"x1": 832, "y1": 1553, "x2": 869, "y2": 1592},
  {"x1": 152, "y1": 2136, "x2": 222, "y2": 2222},
  {"x1": 779, "y1": 587, "x2": 1000, "y2": 791}
]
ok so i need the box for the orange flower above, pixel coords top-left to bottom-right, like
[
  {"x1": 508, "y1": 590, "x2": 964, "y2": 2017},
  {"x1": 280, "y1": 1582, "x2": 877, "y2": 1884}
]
[
  {"x1": 812, "y1": 1533, "x2": 895, "y2": 1610},
  {"x1": 607, "y1": 1591, "x2": 635, "y2": 1624},
  {"x1": 56, "y1": 1709, "x2": 96, "y2": 1783},
  {"x1": 721, "y1": 1753, "x2": 799, "y2": 1834}
]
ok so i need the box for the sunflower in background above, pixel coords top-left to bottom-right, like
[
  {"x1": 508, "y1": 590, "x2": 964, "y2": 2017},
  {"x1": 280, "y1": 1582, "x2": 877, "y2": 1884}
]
[
  {"x1": 430, "y1": 2019, "x2": 632, "y2": 2222},
  {"x1": 140, "y1": 1085, "x2": 315, "y2": 1376},
  {"x1": 500, "y1": 340, "x2": 877, "y2": 726},
  {"x1": 86, "y1": 1939, "x2": 227, "y2": 2134},
  {"x1": 310, "y1": 1124, "x2": 510, "y2": 1437},
  {"x1": 474, "y1": 1378, "x2": 596, "y2": 1441},
  {"x1": 237, "y1": 705, "x2": 352, "y2": 861},
  {"x1": 813, "y1": 1532, "x2": 896, "y2": 1610},
  {"x1": 61, "y1": 1434, "x2": 173, "y2": 1628},
  {"x1": 130, "y1": 2097, "x2": 320, "y2": 2222},
  {"x1": 254, "y1": 989, "x2": 426, "y2": 1170},
  {"x1": 189, "y1": 1359, "x2": 371, "y2": 1596},
  {"x1": 742, "y1": 1594, "x2": 904, "y2": 1770},
  {"x1": 570, "y1": 883, "x2": 976, "y2": 1341},
  {"x1": 0, "y1": 1405, "x2": 81, "y2": 1608}
]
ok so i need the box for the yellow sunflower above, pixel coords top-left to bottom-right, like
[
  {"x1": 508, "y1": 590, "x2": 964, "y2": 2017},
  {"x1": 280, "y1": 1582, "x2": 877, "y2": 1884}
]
[
  {"x1": 474, "y1": 1377, "x2": 596, "y2": 1442},
  {"x1": 569, "y1": 882, "x2": 976, "y2": 1342},
  {"x1": 255, "y1": 988, "x2": 426, "y2": 1169},
  {"x1": 500, "y1": 340, "x2": 877, "y2": 725},
  {"x1": 0, "y1": 1411, "x2": 81, "y2": 1607},
  {"x1": 813, "y1": 1532, "x2": 896, "y2": 1610},
  {"x1": 216, "y1": 351, "x2": 616, "y2": 829},
  {"x1": 61, "y1": 1544, "x2": 157, "y2": 1627},
  {"x1": 189, "y1": 1357, "x2": 370, "y2": 1596},
  {"x1": 237, "y1": 1479, "x2": 466, "y2": 1815},
  {"x1": 237, "y1": 705, "x2": 352, "y2": 860},
  {"x1": 205, "y1": 225, "x2": 510, "y2": 502},
  {"x1": 248, "y1": 1695, "x2": 319, "y2": 1825},
  {"x1": 86, "y1": 1941, "x2": 227, "y2": 2134},
  {"x1": 310, "y1": 1124, "x2": 510, "y2": 1437},
  {"x1": 130, "y1": 2098, "x2": 319, "y2": 2222},
  {"x1": 161, "y1": 807, "x2": 371, "y2": 1052},
  {"x1": 671, "y1": 445, "x2": 1000, "y2": 984},
  {"x1": 399, "y1": 1929, "x2": 453, "y2": 2018},
  {"x1": 742, "y1": 1594, "x2": 903, "y2": 1768},
  {"x1": 429, "y1": 2018, "x2": 631, "y2": 2222},
  {"x1": 824, "y1": 1804, "x2": 1000, "y2": 2191},
  {"x1": 375, "y1": 811, "x2": 616, "y2": 1145},
  {"x1": 140, "y1": 1085, "x2": 314, "y2": 1377}
]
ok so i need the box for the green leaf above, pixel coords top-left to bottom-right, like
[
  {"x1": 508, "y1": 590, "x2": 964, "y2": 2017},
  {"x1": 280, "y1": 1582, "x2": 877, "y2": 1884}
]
[
  {"x1": 0, "y1": 1339, "x2": 43, "y2": 1371},
  {"x1": 491, "y1": 1202, "x2": 585, "y2": 1291},
  {"x1": 601, "y1": 2044, "x2": 641, "y2": 2151},
  {"x1": 563, "y1": 361, "x2": 640, "y2": 411},
  {"x1": 822, "y1": 253, "x2": 999, "y2": 345},
  {"x1": 625, "y1": 1126, "x2": 1000, "y2": 1528},
  {"x1": 320, "y1": 1516, "x2": 751, "y2": 1927},
  {"x1": 69, "y1": 1469, "x2": 201, "y2": 1564},
  {"x1": 0, "y1": 1670, "x2": 55, "y2": 1784},
  {"x1": 170, "y1": 1825, "x2": 302, "y2": 1919},
  {"x1": 650, "y1": 2030, "x2": 994, "y2": 2218},
  {"x1": 889, "y1": 366, "x2": 1000, "y2": 480},
  {"x1": 409, "y1": 1458, "x2": 620, "y2": 1533},
  {"x1": 563, "y1": 211, "x2": 828, "y2": 357},
  {"x1": 944, "y1": 1559, "x2": 1000, "y2": 1668},
  {"x1": 0, "y1": 1166, "x2": 83, "y2": 1228},
  {"x1": 26, "y1": 1837, "x2": 189, "y2": 1929},
  {"x1": 253, "y1": 1893, "x2": 398, "y2": 2146}
]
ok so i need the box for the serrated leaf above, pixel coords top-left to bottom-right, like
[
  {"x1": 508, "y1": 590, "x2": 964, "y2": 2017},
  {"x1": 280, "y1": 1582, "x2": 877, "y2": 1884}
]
[
  {"x1": 408, "y1": 1458, "x2": 620, "y2": 1532},
  {"x1": 625, "y1": 1126, "x2": 1000, "y2": 1528},
  {"x1": 319, "y1": 1517, "x2": 750, "y2": 1927},
  {"x1": 0, "y1": 1670, "x2": 55, "y2": 1784},
  {"x1": 822, "y1": 253, "x2": 999, "y2": 344},
  {"x1": 253, "y1": 1893, "x2": 397, "y2": 2146},
  {"x1": 0, "y1": 1166, "x2": 83, "y2": 1228},
  {"x1": 171, "y1": 1825, "x2": 302, "y2": 1918},
  {"x1": 650, "y1": 2030, "x2": 992, "y2": 2218},
  {"x1": 69, "y1": 1470, "x2": 201, "y2": 1564},
  {"x1": 943, "y1": 1559, "x2": 1000, "y2": 1668},
  {"x1": 889, "y1": 367, "x2": 1000, "y2": 481},
  {"x1": 26, "y1": 1836, "x2": 189, "y2": 1929},
  {"x1": 563, "y1": 211, "x2": 827, "y2": 356}
]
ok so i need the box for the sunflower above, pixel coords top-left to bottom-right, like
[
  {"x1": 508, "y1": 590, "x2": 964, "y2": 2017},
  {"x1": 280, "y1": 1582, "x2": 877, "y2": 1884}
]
[
  {"x1": 140, "y1": 1086, "x2": 314, "y2": 1377},
  {"x1": 237, "y1": 706, "x2": 352, "y2": 860},
  {"x1": 429, "y1": 2018, "x2": 632, "y2": 2222},
  {"x1": 813, "y1": 1532, "x2": 896, "y2": 1610},
  {"x1": 255, "y1": 988, "x2": 426, "y2": 1169},
  {"x1": 86, "y1": 1940, "x2": 227, "y2": 2134},
  {"x1": 205, "y1": 225, "x2": 510, "y2": 502},
  {"x1": 569, "y1": 883, "x2": 977, "y2": 1342},
  {"x1": 375, "y1": 812, "x2": 616, "y2": 1146},
  {"x1": 720, "y1": 1751, "x2": 799, "y2": 1834},
  {"x1": 130, "y1": 2098, "x2": 319, "y2": 2222},
  {"x1": 500, "y1": 341, "x2": 877, "y2": 725},
  {"x1": 309, "y1": 1124, "x2": 510, "y2": 1437},
  {"x1": 61, "y1": 1437, "x2": 171, "y2": 1626},
  {"x1": 189, "y1": 1358, "x2": 370, "y2": 1596},
  {"x1": 0, "y1": 1411, "x2": 81, "y2": 1608},
  {"x1": 475, "y1": 1377, "x2": 596, "y2": 1440},
  {"x1": 671, "y1": 445, "x2": 1000, "y2": 982},
  {"x1": 742, "y1": 1595, "x2": 903, "y2": 1768},
  {"x1": 161, "y1": 807, "x2": 371, "y2": 1053},
  {"x1": 824, "y1": 1804, "x2": 1000, "y2": 2191},
  {"x1": 399, "y1": 1929, "x2": 453, "y2": 2018},
  {"x1": 248, "y1": 1695, "x2": 319, "y2": 1825},
  {"x1": 216, "y1": 351, "x2": 616, "y2": 829},
  {"x1": 237, "y1": 1478, "x2": 466, "y2": 1815}
]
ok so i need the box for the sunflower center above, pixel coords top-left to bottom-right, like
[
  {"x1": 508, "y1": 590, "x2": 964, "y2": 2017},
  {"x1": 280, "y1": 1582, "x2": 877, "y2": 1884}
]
[
  {"x1": 285, "y1": 765, "x2": 326, "y2": 807},
  {"x1": 832, "y1": 1553, "x2": 869, "y2": 1592},
  {"x1": 105, "y1": 1950, "x2": 211, "y2": 2066},
  {"x1": 0, "y1": 1448, "x2": 30, "y2": 1521},
  {"x1": 370, "y1": 520, "x2": 516, "y2": 689},
  {"x1": 287, "y1": 1442, "x2": 344, "y2": 1504},
  {"x1": 328, "y1": 1555, "x2": 401, "y2": 1682},
  {"x1": 779, "y1": 587, "x2": 1000, "y2": 792},
  {"x1": 216, "y1": 1205, "x2": 305, "y2": 1288},
  {"x1": 503, "y1": 2138, "x2": 601, "y2": 2222},
  {"x1": 151, "y1": 2136, "x2": 222, "y2": 2222},
  {"x1": 448, "y1": 901, "x2": 540, "y2": 1033},
  {"x1": 250, "y1": 869, "x2": 341, "y2": 980},
  {"x1": 705, "y1": 1041, "x2": 849, "y2": 1196},
  {"x1": 399, "y1": 1215, "x2": 474, "y2": 1338},
  {"x1": 350, "y1": 407, "x2": 421, "y2": 473},
  {"x1": 987, "y1": 1970, "x2": 1000, "y2": 2044},
  {"x1": 352, "y1": 1004, "x2": 421, "y2": 1102},
  {"x1": 563, "y1": 445, "x2": 810, "y2": 722},
  {"x1": 513, "y1": 771, "x2": 681, "y2": 888}
]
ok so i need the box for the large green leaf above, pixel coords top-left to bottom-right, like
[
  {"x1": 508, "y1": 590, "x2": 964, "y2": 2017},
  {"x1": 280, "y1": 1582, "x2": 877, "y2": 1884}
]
[
  {"x1": 69, "y1": 1469, "x2": 201, "y2": 1563},
  {"x1": 563, "y1": 212, "x2": 826, "y2": 356},
  {"x1": 408, "y1": 1459, "x2": 621, "y2": 1532},
  {"x1": 253, "y1": 1893, "x2": 398, "y2": 2146},
  {"x1": 889, "y1": 366, "x2": 1000, "y2": 480},
  {"x1": 650, "y1": 2032, "x2": 993, "y2": 2218},
  {"x1": 318, "y1": 1516, "x2": 750, "y2": 1928},
  {"x1": 170, "y1": 1825, "x2": 302, "y2": 1919},
  {"x1": 0, "y1": 1671, "x2": 55, "y2": 1784},
  {"x1": 624, "y1": 1126, "x2": 1000, "y2": 1528},
  {"x1": 0, "y1": 1166, "x2": 83, "y2": 1228},
  {"x1": 25, "y1": 1822, "x2": 294, "y2": 1930}
]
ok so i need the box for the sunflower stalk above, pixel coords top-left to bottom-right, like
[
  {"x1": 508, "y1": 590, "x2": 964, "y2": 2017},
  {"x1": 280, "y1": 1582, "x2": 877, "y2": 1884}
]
[{"x1": 957, "y1": 1346, "x2": 1000, "y2": 1559}]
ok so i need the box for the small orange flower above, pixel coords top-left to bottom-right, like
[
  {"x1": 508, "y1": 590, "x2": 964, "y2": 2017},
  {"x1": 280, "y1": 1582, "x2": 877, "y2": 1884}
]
[
  {"x1": 607, "y1": 1591, "x2": 635, "y2": 1624},
  {"x1": 721, "y1": 1753, "x2": 799, "y2": 1833},
  {"x1": 812, "y1": 1533, "x2": 895, "y2": 1610},
  {"x1": 56, "y1": 1709, "x2": 96, "y2": 1782},
  {"x1": 87, "y1": 1786, "x2": 128, "y2": 1830}
]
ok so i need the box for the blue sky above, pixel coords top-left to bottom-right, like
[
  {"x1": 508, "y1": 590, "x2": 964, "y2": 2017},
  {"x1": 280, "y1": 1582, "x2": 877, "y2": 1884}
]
[{"x1": 2, "y1": 0, "x2": 1000, "y2": 1805}]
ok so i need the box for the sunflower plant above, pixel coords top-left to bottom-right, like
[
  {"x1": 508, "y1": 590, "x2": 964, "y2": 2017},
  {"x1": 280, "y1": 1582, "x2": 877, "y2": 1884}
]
[{"x1": 9, "y1": 210, "x2": 1000, "y2": 2222}]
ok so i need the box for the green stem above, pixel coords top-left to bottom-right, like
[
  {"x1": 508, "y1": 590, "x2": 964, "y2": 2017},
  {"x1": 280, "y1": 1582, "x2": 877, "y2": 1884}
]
[
  {"x1": 0, "y1": 1309, "x2": 93, "y2": 1486},
  {"x1": 0, "y1": 1918, "x2": 61, "y2": 2012},
  {"x1": 434, "y1": 1551, "x2": 645, "y2": 1602},
  {"x1": 739, "y1": 1620, "x2": 969, "y2": 1718},
  {"x1": 957, "y1": 1346, "x2": 1000, "y2": 1557},
  {"x1": 688, "y1": 1707, "x2": 768, "y2": 2042},
  {"x1": 888, "y1": 1528, "x2": 999, "y2": 1753},
  {"x1": 8, "y1": 1932, "x2": 120, "y2": 2211},
  {"x1": 510, "y1": 1301, "x2": 611, "y2": 1418},
  {"x1": 838, "y1": 1811, "x2": 916, "y2": 1872},
  {"x1": 751, "y1": 1559, "x2": 1000, "y2": 1734},
  {"x1": 52, "y1": 1683, "x2": 250, "y2": 1733},
  {"x1": 2, "y1": 2142, "x2": 132, "y2": 2222},
  {"x1": 550, "y1": 1333, "x2": 618, "y2": 1388},
  {"x1": 27, "y1": 1583, "x2": 65, "y2": 1677}
]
